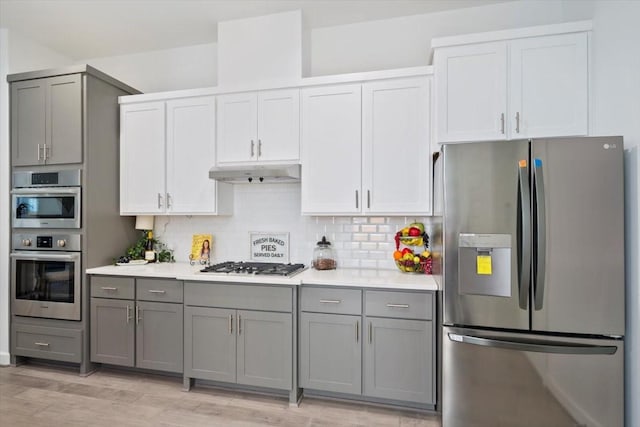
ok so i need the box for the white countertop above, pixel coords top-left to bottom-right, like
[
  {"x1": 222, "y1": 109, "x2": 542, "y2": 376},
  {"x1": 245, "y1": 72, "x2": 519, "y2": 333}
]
[{"x1": 86, "y1": 263, "x2": 439, "y2": 291}]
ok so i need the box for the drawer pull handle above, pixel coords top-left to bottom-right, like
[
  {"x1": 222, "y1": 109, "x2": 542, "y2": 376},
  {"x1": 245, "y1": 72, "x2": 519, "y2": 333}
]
[
  {"x1": 34, "y1": 342, "x2": 50, "y2": 347},
  {"x1": 319, "y1": 299, "x2": 341, "y2": 304},
  {"x1": 148, "y1": 290, "x2": 166, "y2": 294},
  {"x1": 101, "y1": 287, "x2": 117, "y2": 291},
  {"x1": 386, "y1": 303, "x2": 410, "y2": 309}
]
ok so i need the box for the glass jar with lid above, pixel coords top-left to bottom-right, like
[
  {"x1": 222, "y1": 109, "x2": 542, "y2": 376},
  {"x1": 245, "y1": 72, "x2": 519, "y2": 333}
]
[{"x1": 312, "y1": 236, "x2": 337, "y2": 270}]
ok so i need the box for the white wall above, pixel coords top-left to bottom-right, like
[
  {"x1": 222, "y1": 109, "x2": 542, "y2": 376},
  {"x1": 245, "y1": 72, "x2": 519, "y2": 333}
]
[
  {"x1": 82, "y1": 42, "x2": 217, "y2": 93},
  {"x1": 0, "y1": 30, "x2": 73, "y2": 365}
]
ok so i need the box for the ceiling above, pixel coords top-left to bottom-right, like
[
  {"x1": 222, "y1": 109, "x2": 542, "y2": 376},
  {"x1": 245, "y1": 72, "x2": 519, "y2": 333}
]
[{"x1": 0, "y1": 0, "x2": 512, "y2": 60}]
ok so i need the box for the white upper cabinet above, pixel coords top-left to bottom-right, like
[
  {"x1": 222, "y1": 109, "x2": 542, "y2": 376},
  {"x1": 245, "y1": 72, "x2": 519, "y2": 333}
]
[
  {"x1": 217, "y1": 88, "x2": 300, "y2": 165},
  {"x1": 120, "y1": 96, "x2": 232, "y2": 215},
  {"x1": 120, "y1": 101, "x2": 166, "y2": 215},
  {"x1": 509, "y1": 33, "x2": 588, "y2": 138},
  {"x1": 301, "y1": 84, "x2": 362, "y2": 215},
  {"x1": 435, "y1": 29, "x2": 589, "y2": 143},
  {"x1": 302, "y1": 76, "x2": 432, "y2": 216},
  {"x1": 362, "y1": 77, "x2": 431, "y2": 215}
]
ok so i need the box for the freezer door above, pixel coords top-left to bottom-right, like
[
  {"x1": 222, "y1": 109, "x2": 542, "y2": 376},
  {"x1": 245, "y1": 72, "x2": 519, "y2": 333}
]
[
  {"x1": 443, "y1": 326, "x2": 624, "y2": 427},
  {"x1": 531, "y1": 137, "x2": 625, "y2": 336},
  {"x1": 443, "y1": 141, "x2": 529, "y2": 329}
]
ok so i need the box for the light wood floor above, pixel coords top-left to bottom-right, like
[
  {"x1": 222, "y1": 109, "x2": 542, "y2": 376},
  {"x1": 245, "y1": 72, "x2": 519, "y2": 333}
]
[{"x1": 0, "y1": 364, "x2": 441, "y2": 427}]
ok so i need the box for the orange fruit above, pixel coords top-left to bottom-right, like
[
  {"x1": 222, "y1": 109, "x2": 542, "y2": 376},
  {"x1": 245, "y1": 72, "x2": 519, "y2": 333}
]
[{"x1": 393, "y1": 250, "x2": 402, "y2": 260}]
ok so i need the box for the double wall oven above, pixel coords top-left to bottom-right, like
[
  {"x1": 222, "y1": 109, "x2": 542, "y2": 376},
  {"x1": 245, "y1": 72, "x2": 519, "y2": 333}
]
[{"x1": 11, "y1": 170, "x2": 82, "y2": 321}]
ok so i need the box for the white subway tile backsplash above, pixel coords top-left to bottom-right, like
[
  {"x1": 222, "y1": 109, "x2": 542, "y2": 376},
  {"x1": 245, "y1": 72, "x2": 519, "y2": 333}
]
[{"x1": 156, "y1": 184, "x2": 432, "y2": 270}]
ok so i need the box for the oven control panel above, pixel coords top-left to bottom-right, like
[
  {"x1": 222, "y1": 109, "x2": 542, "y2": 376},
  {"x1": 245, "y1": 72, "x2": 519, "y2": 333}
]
[{"x1": 12, "y1": 233, "x2": 81, "y2": 251}]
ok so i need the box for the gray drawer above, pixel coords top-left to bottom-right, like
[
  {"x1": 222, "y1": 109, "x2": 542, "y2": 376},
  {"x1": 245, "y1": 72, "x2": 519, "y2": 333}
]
[
  {"x1": 12, "y1": 323, "x2": 82, "y2": 363},
  {"x1": 365, "y1": 290, "x2": 433, "y2": 320},
  {"x1": 184, "y1": 282, "x2": 292, "y2": 312},
  {"x1": 301, "y1": 287, "x2": 362, "y2": 315},
  {"x1": 91, "y1": 276, "x2": 135, "y2": 299},
  {"x1": 136, "y1": 279, "x2": 183, "y2": 303}
]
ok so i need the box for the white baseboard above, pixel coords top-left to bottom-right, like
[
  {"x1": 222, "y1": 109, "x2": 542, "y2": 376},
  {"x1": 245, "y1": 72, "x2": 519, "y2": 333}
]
[{"x1": 0, "y1": 351, "x2": 11, "y2": 366}]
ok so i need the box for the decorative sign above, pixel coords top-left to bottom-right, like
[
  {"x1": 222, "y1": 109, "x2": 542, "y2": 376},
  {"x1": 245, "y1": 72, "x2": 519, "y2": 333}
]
[
  {"x1": 191, "y1": 234, "x2": 213, "y2": 263},
  {"x1": 250, "y1": 232, "x2": 289, "y2": 263}
]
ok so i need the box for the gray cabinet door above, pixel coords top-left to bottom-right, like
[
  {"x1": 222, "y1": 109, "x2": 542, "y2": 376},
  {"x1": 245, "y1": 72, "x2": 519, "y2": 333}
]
[
  {"x1": 184, "y1": 306, "x2": 236, "y2": 382},
  {"x1": 90, "y1": 298, "x2": 134, "y2": 367},
  {"x1": 300, "y1": 313, "x2": 361, "y2": 395},
  {"x1": 46, "y1": 74, "x2": 82, "y2": 165},
  {"x1": 136, "y1": 301, "x2": 183, "y2": 373},
  {"x1": 11, "y1": 79, "x2": 46, "y2": 166},
  {"x1": 364, "y1": 317, "x2": 434, "y2": 404},
  {"x1": 236, "y1": 310, "x2": 292, "y2": 390}
]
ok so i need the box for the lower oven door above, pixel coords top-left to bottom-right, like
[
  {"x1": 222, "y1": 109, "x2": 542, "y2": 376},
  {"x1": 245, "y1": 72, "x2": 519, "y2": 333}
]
[{"x1": 11, "y1": 251, "x2": 82, "y2": 320}]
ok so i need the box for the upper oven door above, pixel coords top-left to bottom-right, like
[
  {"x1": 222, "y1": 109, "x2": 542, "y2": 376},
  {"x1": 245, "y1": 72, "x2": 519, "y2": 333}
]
[
  {"x1": 11, "y1": 187, "x2": 81, "y2": 228},
  {"x1": 11, "y1": 251, "x2": 82, "y2": 320}
]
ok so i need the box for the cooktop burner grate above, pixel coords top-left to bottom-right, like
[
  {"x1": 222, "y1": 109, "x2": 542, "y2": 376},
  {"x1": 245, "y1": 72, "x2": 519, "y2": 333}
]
[{"x1": 201, "y1": 261, "x2": 306, "y2": 277}]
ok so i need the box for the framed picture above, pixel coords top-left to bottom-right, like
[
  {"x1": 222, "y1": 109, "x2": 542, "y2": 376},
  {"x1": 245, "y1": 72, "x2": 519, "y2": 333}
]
[
  {"x1": 250, "y1": 232, "x2": 289, "y2": 263},
  {"x1": 191, "y1": 234, "x2": 213, "y2": 262}
]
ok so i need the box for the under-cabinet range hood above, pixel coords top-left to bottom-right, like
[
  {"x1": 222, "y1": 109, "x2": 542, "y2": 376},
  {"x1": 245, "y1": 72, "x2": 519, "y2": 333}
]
[{"x1": 208, "y1": 164, "x2": 301, "y2": 183}]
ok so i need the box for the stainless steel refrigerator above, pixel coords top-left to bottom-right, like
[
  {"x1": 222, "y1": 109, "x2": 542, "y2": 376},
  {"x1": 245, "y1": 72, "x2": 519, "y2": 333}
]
[{"x1": 442, "y1": 136, "x2": 625, "y2": 427}]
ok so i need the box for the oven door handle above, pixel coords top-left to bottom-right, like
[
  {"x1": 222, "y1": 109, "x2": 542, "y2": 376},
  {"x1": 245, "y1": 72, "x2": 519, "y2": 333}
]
[
  {"x1": 10, "y1": 252, "x2": 80, "y2": 261},
  {"x1": 11, "y1": 187, "x2": 80, "y2": 195}
]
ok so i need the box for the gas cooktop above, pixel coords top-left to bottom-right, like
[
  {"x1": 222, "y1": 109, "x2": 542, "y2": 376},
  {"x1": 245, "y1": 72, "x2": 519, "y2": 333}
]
[{"x1": 200, "y1": 261, "x2": 306, "y2": 277}]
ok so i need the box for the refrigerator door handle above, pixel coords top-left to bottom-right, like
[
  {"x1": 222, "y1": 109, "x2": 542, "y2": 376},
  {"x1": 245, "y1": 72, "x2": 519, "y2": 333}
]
[
  {"x1": 533, "y1": 158, "x2": 546, "y2": 310},
  {"x1": 448, "y1": 333, "x2": 617, "y2": 355},
  {"x1": 517, "y1": 160, "x2": 531, "y2": 310}
]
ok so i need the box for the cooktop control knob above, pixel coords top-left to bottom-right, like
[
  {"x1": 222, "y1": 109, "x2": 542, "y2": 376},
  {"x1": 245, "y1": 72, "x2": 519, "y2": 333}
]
[
  {"x1": 57, "y1": 239, "x2": 66, "y2": 247},
  {"x1": 22, "y1": 239, "x2": 32, "y2": 247}
]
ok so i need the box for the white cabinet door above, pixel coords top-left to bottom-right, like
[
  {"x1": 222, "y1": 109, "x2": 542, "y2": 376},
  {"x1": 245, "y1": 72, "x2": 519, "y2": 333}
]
[
  {"x1": 301, "y1": 84, "x2": 362, "y2": 215},
  {"x1": 120, "y1": 102, "x2": 166, "y2": 215},
  {"x1": 435, "y1": 42, "x2": 508, "y2": 143},
  {"x1": 166, "y1": 96, "x2": 218, "y2": 214},
  {"x1": 363, "y1": 77, "x2": 432, "y2": 215},
  {"x1": 509, "y1": 33, "x2": 588, "y2": 138},
  {"x1": 217, "y1": 93, "x2": 258, "y2": 164},
  {"x1": 257, "y1": 88, "x2": 300, "y2": 163}
]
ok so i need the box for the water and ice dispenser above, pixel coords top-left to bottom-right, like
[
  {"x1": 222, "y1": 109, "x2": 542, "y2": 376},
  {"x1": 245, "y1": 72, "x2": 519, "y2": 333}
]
[{"x1": 458, "y1": 233, "x2": 511, "y2": 297}]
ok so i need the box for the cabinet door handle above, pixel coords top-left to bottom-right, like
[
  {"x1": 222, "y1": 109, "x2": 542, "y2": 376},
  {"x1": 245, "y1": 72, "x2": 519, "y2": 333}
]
[
  {"x1": 238, "y1": 314, "x2": 242, "y2": 335},
  {"x1": 368, "y1": 321, "x2": 373, "y2": 344},
  {"x1": 43, "y1": 144, "x2": 49, "y2": 160},
  {"x1": 148, "y1": 289, "x2": 166, "y2": 294},
  {"x1": 386, "y1": 303, "x2": 410, "y2": 309},
  {"x1": 37, "y1": 144, "x2": 41, "y2": 161},
  {"x1": 367, "y1": 190, "x2": 371, "y2": 209},
  {"x1": 319, "y1": 299, "x2": 341, "y2": 304},
  {"x1": 250, "y1": 140, "x2": 255, "y2": 158},
  {"x1": 100, "y1": 286, "x2": 117, "y2": 291},
  {"x1": 229, "y1": 314, "x2": 233, "y2": 335},
  {"x1": 166, "y1": 193, "x2": 172, "y2": 208},
  {"x1": 515, "y1": 112, "x2": 520, "y2": 133},
  {"x1": 136, "y1": 305, "x2": 142, "y2": 324},
  {"x1": 258, "y1": 139, "x2": 262, "y2": 158},
  {"x1": 355, "y1": 190, "x2": 359, "y2": 209},
  {"x1": 356, "y1": 321, "x2": 359, "y2": 342},
  {"x1": 126, "y1": 305, "x2": 131, "y2": 323},
  {"x1": 157, "y1": 193, "x2": 163, "y2": 209},
  {"x1": 500, "y1": 113, "x2": 505, "y2": 134}
]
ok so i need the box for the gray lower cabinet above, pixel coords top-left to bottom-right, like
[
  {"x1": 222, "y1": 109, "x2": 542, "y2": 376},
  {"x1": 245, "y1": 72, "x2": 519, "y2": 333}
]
[
  {"x1": 364, "y1": 317, "x2": 433, "y2": 404},
  {"x1": 91, "y1": 298, "x2": 135, "y2": 366},
  {"x1": 184, "y1": 306, "x2": 236, "y2": 382},
  {"x1": 184, "y1": 282, "x2": 294, "y2": 392},
  {"x1": 299, "y1": 286, "x2": 436, "y2": 407},
  {"x1": 90, "y1": 276, "x2": 183, "y2": 373},
  {"x1": 236, "y1": 310, "x2": 292, "y2": 390},
  {"x1": 300, "y1": 312, "x2": 361, "y2": 394}
]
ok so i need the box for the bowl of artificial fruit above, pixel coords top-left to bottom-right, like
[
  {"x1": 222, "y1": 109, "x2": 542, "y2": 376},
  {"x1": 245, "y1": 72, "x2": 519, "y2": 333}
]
[{"x1": 393, "y1": 222, "x2": 432, "y2": 274}]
